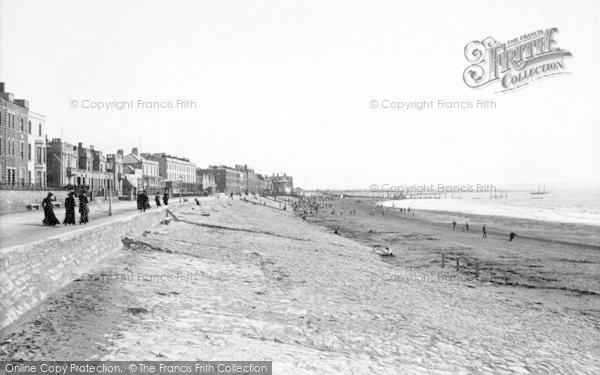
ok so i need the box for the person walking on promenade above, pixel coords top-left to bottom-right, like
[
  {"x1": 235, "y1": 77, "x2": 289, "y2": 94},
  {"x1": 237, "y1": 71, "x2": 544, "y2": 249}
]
[
  {"x1": 79, "y1": 192, "x2": 89, "y2": 224},
  {"x1": 155, "y1": 192, "x2": 162, "y2": 207},
  {"x1": 163, "y1": 190, "x2": 169, "y2": 205},
  {"x1": 139, "y1": 190, "x2": 149, "y2": 212},
  {"x1": 509, "y1": 232, "x2": 517, "y2": 241},
  {"x1": 465, "y1": 222, "x2": 469, "y2": 232},
  {"x1": 482, "y1": 225, "x2": 487, "y2": 238},
  {"x1": 144, "y1": 190, "x2": 150, "y2": 210},
  {"x1": 452, "y1": 220, "x2": 456, "y2": 230},
  {"x1": 136, "y1": 191, "x2": 143, "y2": 211},
  {"x1": 42, "y1": 192, "x2": 60, "y2": 226},
  {"x1": 63, "y1": 191, "x2": 77, "y2": 226}
]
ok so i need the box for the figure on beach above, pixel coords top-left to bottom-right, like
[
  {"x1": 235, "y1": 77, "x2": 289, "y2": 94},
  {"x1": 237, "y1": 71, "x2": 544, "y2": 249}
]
[
  {"x1": 509, "y1": 232, "x2": 517, "y2": 241},
  {"x1": 465, "y1": 222, "x2": 469, "y2": 232},
  {"x1": 63, "y1": 191, "x2": 76, "y2": 226},
  {"x1": 163, "y1": 190, "x2": 169, "y2": 205},
  {"x1": 452, "y1": 221, "x2": 456, "y2": 230},
  {"x1": 381, "y1": 247, "x2": 394, "y2": 257},
  {"x1": 155, "y1": 192, "x2": 162, "y2": 207},
  {"x1": 42, "y1": 192, "x2": 60, "y2": 226},
  {"x1": 79, "y1": 192, "x2": 89, "y2": 224},
  {"x1": 482, "y1": 225, "x2": 487, "y2": 238}
]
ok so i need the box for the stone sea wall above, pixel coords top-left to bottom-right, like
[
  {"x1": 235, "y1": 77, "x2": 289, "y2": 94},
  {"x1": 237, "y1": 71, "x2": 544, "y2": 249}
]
[{"x1": 0, "y1": 203, "x2": 191, "y2": 329}]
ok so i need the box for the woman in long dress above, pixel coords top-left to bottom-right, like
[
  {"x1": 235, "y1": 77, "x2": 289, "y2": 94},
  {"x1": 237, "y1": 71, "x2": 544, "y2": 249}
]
[
  {"x1": 63, "y1": 191, "x2": 77, "y2": 225},
  {"x1": 79, "y1": 192, "x2": 89, "y2": 224},
  {"x1": 42, "y1": 192, "x2": 60, "y2": 226}
]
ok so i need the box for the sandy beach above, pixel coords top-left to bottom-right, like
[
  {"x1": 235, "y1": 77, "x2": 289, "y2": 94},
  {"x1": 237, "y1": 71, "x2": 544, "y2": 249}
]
[
  {"x1": 312, "y1": 198, "x2": 600, "y2": 316},
  {"x1": 0, "y1": 198, "x2": 598, "y2": 374}
]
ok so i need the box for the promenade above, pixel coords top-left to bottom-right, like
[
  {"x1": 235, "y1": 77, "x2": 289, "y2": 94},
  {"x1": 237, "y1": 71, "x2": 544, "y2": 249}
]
[{"x1": 0, "y1": 196, "x2": 212, "y2": 249}]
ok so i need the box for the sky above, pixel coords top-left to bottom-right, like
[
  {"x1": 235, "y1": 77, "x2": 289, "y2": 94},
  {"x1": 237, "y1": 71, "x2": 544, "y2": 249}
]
[{"x1": 1, "y1": 0, "x2": 599, "y2": 189}]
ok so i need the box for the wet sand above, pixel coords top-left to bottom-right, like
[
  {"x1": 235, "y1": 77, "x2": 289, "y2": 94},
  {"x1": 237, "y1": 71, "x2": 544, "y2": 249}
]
[{"x1": 310, "y1": 198, "x2": 600, "y2": 318}]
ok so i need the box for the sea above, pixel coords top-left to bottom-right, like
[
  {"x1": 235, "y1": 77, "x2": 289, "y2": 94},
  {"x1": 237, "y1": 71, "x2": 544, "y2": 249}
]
[{"x1": 374, "y1": 189, "x2": 600, "y2": 227}]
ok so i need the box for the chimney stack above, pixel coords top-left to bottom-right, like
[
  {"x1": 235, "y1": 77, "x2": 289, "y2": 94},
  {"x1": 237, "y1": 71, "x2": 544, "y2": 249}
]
[{"x1": 132, "y1": 147, "x2": 138, "y2": 155}]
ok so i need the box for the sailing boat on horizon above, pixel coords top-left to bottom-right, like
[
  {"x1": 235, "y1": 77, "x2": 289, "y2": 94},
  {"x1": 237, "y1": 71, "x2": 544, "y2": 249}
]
[{"x1": 530, "y1": 185, "x2": 549, "y2": 195}]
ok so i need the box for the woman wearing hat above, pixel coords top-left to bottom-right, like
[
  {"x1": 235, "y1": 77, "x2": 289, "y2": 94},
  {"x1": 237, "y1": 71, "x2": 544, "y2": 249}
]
[
  {"x1": 63, "y1": 191, "x2": 77, "y2": 225},
  {"x1": 79, "y1": 191, "x2": 89, "y2": 224},
  {"x1": 42, "y1": 192, "x2": 60, "y2": 226}
]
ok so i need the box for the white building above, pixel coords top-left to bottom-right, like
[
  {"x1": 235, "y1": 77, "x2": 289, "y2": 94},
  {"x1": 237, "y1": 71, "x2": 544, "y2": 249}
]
[{"x1": 27, "y1": 111, "x2": 46, "y2": 187}]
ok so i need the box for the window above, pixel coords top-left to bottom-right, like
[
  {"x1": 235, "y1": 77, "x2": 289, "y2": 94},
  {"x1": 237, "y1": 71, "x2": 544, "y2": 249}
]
[
  {"x1": 20, "y1": 118, "x2": 24, "y2": 132},
  {"x1": 39, "y1": 124, "x2": 42, "y2": 136},
  {"x1": 0, "y1": 137, "x2": 2, "y2": 155},
  {"x1": 28, "y1": 121, "x2": 32, "y2": 133},
  {"x1": 37, "y1": 146, "x2": 42, "y2": 163},
  {"x1": 20, "y1": 142, "x2": 24, "y2": 158},
  {"x1": 43, "y1": 147, "x2": 46, "y2": 163},
  {"x1": 28, "y1": 144, "x2": 32, "y2": 161}
]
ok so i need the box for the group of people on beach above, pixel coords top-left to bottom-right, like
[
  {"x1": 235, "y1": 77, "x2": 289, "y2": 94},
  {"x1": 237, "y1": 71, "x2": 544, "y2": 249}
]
[
  {"x1": 452, "y1": 220, "x2": 516, "y2": 241},
  {"x1": 42, "y1": 189, "x2": 90, "y2": 227}
]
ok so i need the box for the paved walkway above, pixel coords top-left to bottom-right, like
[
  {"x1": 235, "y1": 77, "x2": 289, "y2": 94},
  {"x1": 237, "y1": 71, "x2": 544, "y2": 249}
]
[{"x1": 0, "y1": 196, "x2": 214, "y2": 249}]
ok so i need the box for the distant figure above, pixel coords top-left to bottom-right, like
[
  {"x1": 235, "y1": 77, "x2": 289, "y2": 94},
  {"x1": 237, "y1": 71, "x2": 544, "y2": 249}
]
[
  {"x1": 370, "y1": 208, "x2": 375, "y2": 217},
  {"x1": 79, "y1": 192, "x2": 89, "y2": 224},
  {"x1": 465, "y1": 222, "x2": 469, "y2": 232},
  {"x1": 42, "y1": 192, "x2": 60, "y2": 226},
  {"x1": 195, "y1": 198, "x2": 201, "y2": 206},
  {"x1": 382, "y1": 247, "x2": 394, "y2": 257},
  {"x1": 334, "y1": 228, "x2": 339, "y2": 235},
  {"x1": 155, "y1": 193, "x2": 162, "y2": 207},
  {"x1": 509, "y1": 232, "x2": 517, "y2": 241},
  {"x1": 452, "y1": 221, "x2": 456, "y2": 230},
  {"x1": 163, "y1": 190, "x2": 169, "y2": 205},
  {"x1": 482, "y1": 225, "x2": 487, "y2": 238},
  {"x1": 63, "y1": 191, "x2": 76, "y2": 226},
  {"x1": 142, "y1": 190, "x2": 150, "y2": 211}
]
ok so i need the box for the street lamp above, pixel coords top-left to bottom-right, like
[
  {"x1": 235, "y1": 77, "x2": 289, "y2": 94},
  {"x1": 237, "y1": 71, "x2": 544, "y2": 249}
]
[
  {"x1": 179, "y1": 175, "x2": 183, "y2": 203},
  {"x1": 108, "y1": 174, "x2": 113, "y2": 216}
]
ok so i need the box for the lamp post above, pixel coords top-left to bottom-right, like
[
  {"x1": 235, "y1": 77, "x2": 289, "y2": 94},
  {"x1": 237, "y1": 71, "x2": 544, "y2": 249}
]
[
  {"x1": 108, "y1": 174, "x2": 113, "y2": 216},
  {"x1": 179, "y1": 175, "x2": 183, "y2": 203}
]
